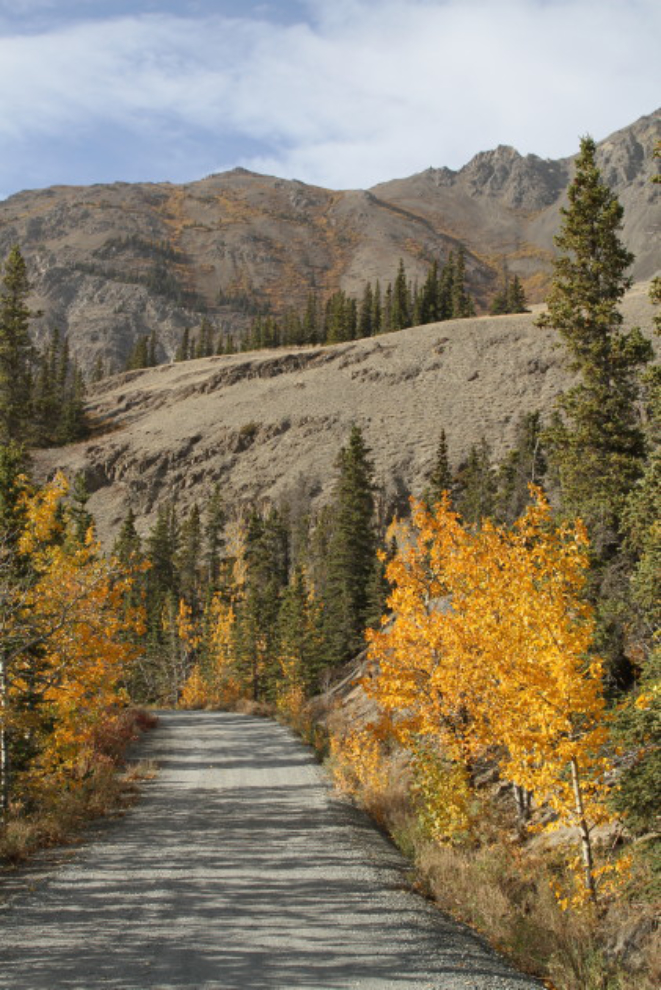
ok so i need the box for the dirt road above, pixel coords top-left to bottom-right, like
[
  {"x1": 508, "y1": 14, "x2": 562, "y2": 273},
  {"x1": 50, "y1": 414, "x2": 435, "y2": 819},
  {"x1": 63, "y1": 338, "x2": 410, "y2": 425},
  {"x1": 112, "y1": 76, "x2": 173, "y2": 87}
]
[{"x1": 0, "y1": 712, "x2": 540, "y2": 989}]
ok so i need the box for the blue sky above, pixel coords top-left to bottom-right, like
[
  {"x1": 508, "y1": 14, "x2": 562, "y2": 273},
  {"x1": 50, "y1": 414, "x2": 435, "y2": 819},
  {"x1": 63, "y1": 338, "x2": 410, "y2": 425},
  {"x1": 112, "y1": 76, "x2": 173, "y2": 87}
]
[{"x1": 0, "y1": 1, "x2": 658, "y2": 199}]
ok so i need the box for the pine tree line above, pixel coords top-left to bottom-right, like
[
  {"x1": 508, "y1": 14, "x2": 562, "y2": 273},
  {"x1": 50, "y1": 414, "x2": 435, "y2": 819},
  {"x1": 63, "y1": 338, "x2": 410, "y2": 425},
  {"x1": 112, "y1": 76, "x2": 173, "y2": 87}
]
[
  {"x1": 112, "y1": 427, "x2": 386, "y2": 706},
  {"x1": 169, "y1": 248, "x2": 497, "y2": 361},
  {"x1": 489, "y1": 270, "x2": 528, "y2": 315},
  {"x1": 242, "y1": 249, "x2": 479, "y2": 351},
  {"x1": 0, "y1": 247, "x2": 87, "y2": 448}
]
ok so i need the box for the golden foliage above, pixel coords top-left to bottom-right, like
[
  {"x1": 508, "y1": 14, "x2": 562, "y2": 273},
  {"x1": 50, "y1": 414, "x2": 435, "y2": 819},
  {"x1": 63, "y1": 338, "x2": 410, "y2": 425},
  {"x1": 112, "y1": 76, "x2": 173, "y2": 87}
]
[
  {"x1": 3, "y1": 474, "x2": 143, "y2": 801},
  {"x1": 179, "y1": 597, "x2": 243, "y2": 710},
  {"x1": 364, "y1": 489, "x2": 612, "y2": 899}
]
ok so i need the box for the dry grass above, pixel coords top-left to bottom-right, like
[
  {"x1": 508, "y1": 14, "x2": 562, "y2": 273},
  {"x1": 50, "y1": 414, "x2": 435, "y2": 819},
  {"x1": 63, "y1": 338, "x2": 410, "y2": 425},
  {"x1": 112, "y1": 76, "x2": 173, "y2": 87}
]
[
  {"x1": 378, "y1": 791, "x2": 659, "y2": 990},
  {"x1": 234, "y1": 697, "x2": 276, "y2": 718}
]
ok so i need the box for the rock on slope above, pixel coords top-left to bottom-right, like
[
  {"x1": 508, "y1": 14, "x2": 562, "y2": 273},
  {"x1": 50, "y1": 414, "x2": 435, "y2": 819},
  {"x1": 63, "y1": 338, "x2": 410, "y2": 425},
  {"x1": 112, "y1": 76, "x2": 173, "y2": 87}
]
[
  {"x1": 0, "y1": 111, "x2": 658, "y2": 374},
  {"x1": 33, "y1": 282, "x2": 656, "y2": 545}
]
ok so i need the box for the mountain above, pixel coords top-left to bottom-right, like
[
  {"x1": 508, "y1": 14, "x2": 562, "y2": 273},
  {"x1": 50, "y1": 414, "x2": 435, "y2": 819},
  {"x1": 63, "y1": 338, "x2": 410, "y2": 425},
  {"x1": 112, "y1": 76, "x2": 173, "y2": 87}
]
[
  {"x1": 0, "y1": 111, "x2": 658, "y2": 375},
  {"x1": 32, "y1": 282, "x2": 656, "y2": 545}
]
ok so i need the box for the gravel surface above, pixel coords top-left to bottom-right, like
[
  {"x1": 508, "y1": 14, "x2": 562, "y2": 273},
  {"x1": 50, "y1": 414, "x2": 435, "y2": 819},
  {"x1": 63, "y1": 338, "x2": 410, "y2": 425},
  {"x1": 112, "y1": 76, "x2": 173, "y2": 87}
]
[{"x1": 0, "y1": 712, "x2": 542, "y2": 989}]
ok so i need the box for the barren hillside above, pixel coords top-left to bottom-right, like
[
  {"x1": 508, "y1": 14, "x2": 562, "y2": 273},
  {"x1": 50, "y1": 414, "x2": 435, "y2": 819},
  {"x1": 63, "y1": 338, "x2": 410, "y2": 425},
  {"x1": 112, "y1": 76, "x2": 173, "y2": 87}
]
[{"x1": 33, "y1": 281, "x2": 656, "y2": 544}]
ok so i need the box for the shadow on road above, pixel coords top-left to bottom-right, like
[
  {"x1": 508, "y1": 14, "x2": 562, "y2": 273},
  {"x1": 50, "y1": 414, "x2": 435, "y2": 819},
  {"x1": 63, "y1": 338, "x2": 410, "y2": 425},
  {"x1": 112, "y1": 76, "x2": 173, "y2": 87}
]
[{"x1": 0, "y1": 712, "x2": 539, "y2": 990}]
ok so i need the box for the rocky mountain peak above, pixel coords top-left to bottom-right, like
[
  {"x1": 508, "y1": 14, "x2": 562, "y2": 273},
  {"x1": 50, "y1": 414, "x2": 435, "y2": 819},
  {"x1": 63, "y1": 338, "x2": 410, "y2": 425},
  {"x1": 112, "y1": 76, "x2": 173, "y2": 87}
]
[
  {"x1": 459, "y1": 144, "x2": 569, "y2": 210},
  {"x1": 0, "y1": 111, "x2": 657, "y2": 375}
]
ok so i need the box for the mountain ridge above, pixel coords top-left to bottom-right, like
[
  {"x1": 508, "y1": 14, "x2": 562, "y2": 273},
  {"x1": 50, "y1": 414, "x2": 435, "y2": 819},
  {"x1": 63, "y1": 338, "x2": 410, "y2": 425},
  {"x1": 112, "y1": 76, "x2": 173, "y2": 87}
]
[{"x1": 0, "y1": 109, "x2": 658, "y2": 375}]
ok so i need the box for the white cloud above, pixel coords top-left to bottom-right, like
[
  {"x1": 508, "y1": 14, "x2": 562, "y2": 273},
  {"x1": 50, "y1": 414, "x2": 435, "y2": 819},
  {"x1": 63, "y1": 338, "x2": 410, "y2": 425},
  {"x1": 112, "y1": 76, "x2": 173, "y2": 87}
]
[{"x1": 0, "y1": 0, "x2": 658, "y2": 190}]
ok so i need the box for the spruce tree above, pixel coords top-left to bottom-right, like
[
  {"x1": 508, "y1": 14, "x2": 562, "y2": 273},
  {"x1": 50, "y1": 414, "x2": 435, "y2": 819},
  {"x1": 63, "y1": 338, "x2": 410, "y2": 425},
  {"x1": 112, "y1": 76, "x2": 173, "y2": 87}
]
[
  {"x1": 302, "y1": 293, "x2": 321, "y2": 345},
  {"x1": 177, "y1": 504, "x2": 202, "y2": 607},
  {"x1": 235, "y1": 506, "x2": 289, "y2": 699},
  {"x1": 322, "y1": 425, "x2": 378, "y2": 662},
  {"x1": 450, "y1": 246, "x2": 475, "y2": 318},
  {"x1": 422, "y1": 429, "x2": 453, "y2": 507},
  {"x1": 175, "y1": 328, "x2": 190, "y2": 362},
  {"x1": 276, "y1": 566, "x2": 324, "y2": 694},
  {"x1": 608, "y1": 141, "x2": 661, "y2": 826},
  {"x1": 371, "y1": 281, "x2": 383, "y2": 335},
  {"x1": 125, "y1": 336, "x2": 149, "y2": 371},
  {"x1": 507, "y1": 275, "x2": 528, "y2": 313},
  {"x1": 146, "y1": 502, "x2": 180, "y2": 608},
  {"x1": 147, "y1": 329, "x2": 158, "y2": 366},
  {"x1": 391, "y1": 259, "x2": 411, "y2": 330},
  {"x1": 358, "y1": 283, "x2": 374, "y2": 338},
  {"x1": 454, "y1": 439, "x2": 496, "y2": 526},
  {"x1": 69, "y1": 472, "x2": 94, "y2": 545},
  {"x1": 438, "y1": 253, "x2": 455, "y2": 320},
  {"x1": 92, "y1": 356, "x2": 105, "y2": 382},
  {"x1": 113, "y1": 508, "x2": 142, "y2": 565},
  {"x1": 419, "y1": 261, "x2": 440, "y2": 324},
  {"x1": 536, "y1": 136, "x2": 652, "y2": 557},
  {"x1": 0, "y1": 247, "x2": 35, "y2": 444},
  {"x1": 204, "y1": 484, "x2": 225, "y2": 589}
]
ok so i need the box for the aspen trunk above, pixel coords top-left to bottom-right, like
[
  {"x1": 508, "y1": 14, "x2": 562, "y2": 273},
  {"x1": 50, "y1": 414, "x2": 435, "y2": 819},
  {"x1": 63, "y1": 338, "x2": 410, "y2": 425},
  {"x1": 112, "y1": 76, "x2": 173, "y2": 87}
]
[
  {"x1": 570, "y1": 756, "x2": 597, "y2": 903},
  {"x1": 513, "y1": 783, "x2": 532, "y2": 830}
]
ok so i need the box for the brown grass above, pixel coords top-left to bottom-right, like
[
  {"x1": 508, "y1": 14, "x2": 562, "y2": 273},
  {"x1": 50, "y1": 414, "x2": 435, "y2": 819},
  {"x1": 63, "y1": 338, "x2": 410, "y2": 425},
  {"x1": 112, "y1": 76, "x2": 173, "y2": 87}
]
[
  {"x1": 234, "y1": 697, "x2": 276, "y2": 718},
  {"x1": 336, "y1": 763, "x2": 660, "y2": 990}
]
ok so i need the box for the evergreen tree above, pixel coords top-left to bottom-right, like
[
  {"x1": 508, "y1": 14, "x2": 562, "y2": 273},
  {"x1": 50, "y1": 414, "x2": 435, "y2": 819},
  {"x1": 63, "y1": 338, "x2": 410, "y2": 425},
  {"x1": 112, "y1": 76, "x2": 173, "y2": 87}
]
[
  {"x1": 438, "y1": 253, "x2": 455, "y2": 320},
  {"x1": 113, "y1": 508, "x2": 142, "y2": 565},
  {"x1": 146, "y1": 502, "x2": 179, "y2": 610},
  {"x1": 490, "y1": 260, "x2": 510, "y2": 315},
  {"x1": 382, "y1": 283, "x2": 393, "y2": 333},
  {"x1": 536, "y1": 135, "x2": 652, "y2": 557},
  {"x1": 58, "y1": 362, "x2": 87, "y2": 443},
  {"x1": 69, "y1": 472, "x2": 93, "y2": 545},
  {"x1": 276, "y1": 566, "x2": 324, "y2": 694},
  {"x1": 0, "y1": 247, "x2": 35, "y2": 444},
  {"x1": 358, "y1": 282, "x2": 374, "y2": 338},
  {"x1": 0, "y1": 442, "x2": 30, "y2": 551},
  {"x1": 322, "y1": 425, "x2": 378, "y2": 662},
  {"x1": 177, "y1": 504, "x2": 202, "y2": 607},
  {"x1": 450, "y1": 246, "x2": 475, "y2": 318},
  {"x1": 611, "y1": 248, "x2": 661, "y2": 828},
  {"x1": 32, "y1": 329, "x2": 60, "y2": 445},
  {"x1": 302, "y1": 293, "x2": 321, "y2": 345},
  {"x1": 507, "y1": 275, "x2": 528, "y2": 313},
  {"x1": 454, "y1": 439, "x2": 496, "y2": 527},
  {"x1": 371, "y1": 280, "x2": 383, "y2": 335},
  {"x1": 197, "y1": 319, "x2": 214, "y2": 358},
  {"x1": 423, "y1": 429, "x2": 453, "y2": 508},
  {"x1": 391, "y1": 259, "x2": 411, "y2": 330},
  {"x1": 490, "y1": 262, "x2": 527, "y2": 315},
  {"x1": 175, "y1": 328, "x2": 190, "y2": 362},
  {"x1": 419, "y1": 261, "x2": 440, "y2": 324},
  {"x1": 147, "y1": 329, "x2": 158, "y2": 367},
  {"x1": 234, "y1": 506, "x2": 290, "y2": 699},
  {"x1": 125, "y1": 336, "x2": 149, "y2": 371},
  {"x1": 204, "y1": 484, "x2": 225, "y2": 589}
]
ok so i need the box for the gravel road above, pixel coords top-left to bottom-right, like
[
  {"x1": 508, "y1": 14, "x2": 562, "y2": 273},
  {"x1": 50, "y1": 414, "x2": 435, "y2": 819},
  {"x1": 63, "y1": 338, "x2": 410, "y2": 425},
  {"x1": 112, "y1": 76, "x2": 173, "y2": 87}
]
[{"x1": 0, "y1": 712, "x2": 541, "y2": 989}]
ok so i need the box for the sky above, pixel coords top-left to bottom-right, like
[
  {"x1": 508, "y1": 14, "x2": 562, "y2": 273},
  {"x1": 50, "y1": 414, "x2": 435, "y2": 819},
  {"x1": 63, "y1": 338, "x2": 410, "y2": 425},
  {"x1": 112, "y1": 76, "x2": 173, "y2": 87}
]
[{"x1": 0, "y1": 0, "x2": 658, "y2": 199}]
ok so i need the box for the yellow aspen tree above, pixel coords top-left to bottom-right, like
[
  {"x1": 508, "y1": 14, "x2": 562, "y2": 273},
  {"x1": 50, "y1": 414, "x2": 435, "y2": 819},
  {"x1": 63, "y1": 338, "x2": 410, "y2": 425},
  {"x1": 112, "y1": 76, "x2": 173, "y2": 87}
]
[
  {"x1": 180, "y1": 596, "x2": 241, "y2": 709},
  {"x1": 6, "y1": 474, "x2": 142, "y2": 799},
  {"x1": 367, "y1": 490, "x2": 612, "y2": 901}
]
